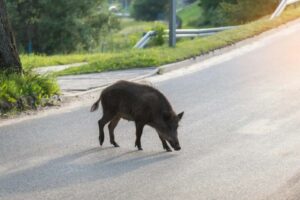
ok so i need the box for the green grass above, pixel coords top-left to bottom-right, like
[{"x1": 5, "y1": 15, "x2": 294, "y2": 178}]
[
  {"x1": 21, "y1": 53, "x2": 103, "y2": 70},
  {"x1": 54, "y1": 6, "x2": 300, "y2": 76},
  {"x1": 0, "y1": 72, "x2": 60, "y2": 115},
  {"x1": 178, "y1": 2, "x2": 203, "y2": 28}
]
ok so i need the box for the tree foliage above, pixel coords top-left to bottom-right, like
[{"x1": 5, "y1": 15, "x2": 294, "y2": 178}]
[
  {"x1": 5, "y1": 0, "x2": 120, "y2": 54},
  {"x1": 199, "y1": 0, "x2": 234, "y2": 25},
  {"x1": 219, "y1": 0, "x2": 279, "y2": 25},
  {"x1": 130, "y1": 0, "x2": 168, "y2": 21},
  {"x1": 200, "y1": 0, "x2": 280, "y2": 25},
  {"x1": 183, "y1": 0, "x2": 198, "y2": 4}
]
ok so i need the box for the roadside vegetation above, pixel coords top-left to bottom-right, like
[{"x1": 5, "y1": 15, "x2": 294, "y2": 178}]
[
  {"x1": 0, "y1": 72, "x2": 60, "y2": 115},
  {"x1": 53, "y1": 5, "x2": 300, "y2": 76},
  {"x1": 21, "y1": 54, "x2": 102, "y2": 69}
]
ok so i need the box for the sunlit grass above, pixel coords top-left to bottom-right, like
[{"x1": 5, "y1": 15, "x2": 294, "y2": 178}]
[{"x1": 21, "y1": 53, "x2": 103, "y2": 70}]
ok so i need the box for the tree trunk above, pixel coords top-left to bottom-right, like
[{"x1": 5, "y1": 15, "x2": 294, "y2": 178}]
[{"x1": 0, "y1": 0, "x2": 22, "y2": 73}]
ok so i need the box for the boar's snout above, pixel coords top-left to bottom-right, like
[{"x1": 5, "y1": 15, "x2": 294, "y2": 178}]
[
  {"x1": 169, "y1": 140, "x2": 181, "y2": 151},
  {"x1": 174, "y1": 146, "x2": 181, "y2": 151},
  {"x1": 156, "y1": 130, "x2": 182, "y2": 151}
]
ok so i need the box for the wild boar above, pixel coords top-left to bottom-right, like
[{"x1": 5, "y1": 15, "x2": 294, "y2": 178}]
[{"x1": 90, "y1": 80, "x2": 184, "y2": 152}]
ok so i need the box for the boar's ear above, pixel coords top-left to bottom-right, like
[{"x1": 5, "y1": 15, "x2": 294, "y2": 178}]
[{"x1": 177, "y1": 112, "x2": 184, "y2": 121}]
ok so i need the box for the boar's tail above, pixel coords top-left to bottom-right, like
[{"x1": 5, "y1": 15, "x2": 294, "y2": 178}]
[{"x1": 90, "y1": 97, "x2": 101, "y2": 112}]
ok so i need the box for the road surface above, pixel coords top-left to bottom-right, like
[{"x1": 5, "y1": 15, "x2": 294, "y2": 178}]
[{"x1": 1, "y1": 21, "x2": 300, "y2": 200}]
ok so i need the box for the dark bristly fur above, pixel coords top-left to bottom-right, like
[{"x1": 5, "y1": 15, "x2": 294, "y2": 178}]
[{"x1": 91, "y1": 80, "x2": 184, "y2": 152}]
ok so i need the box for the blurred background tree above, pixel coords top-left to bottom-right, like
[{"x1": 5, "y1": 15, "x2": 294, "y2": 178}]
[
  {"x1": 199, "y1": 0, "x2": 280, "y2": 26},
  {"x1": 3, "y1": 0, "x2": 282, "y2": 54},
  {"x1": 5, "y1": 0, "x2": 120, "y2": 54},
  {"x1": 130, "y1": 0, "x2": 169, "y2": 21},
  {"x1": 219, "y1": 0, "x2": 279, "y2": 25}
]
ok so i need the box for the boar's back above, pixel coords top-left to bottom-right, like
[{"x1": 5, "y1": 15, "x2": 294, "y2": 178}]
[{"x1": 101, "y1": 81, "x2": 173, "y2": 121}]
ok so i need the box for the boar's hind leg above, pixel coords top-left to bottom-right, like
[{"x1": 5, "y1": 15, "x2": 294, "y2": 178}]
[
  {"x1": 98, "y1": 112, "x2": 115, "y2": 146},
  {"x1": 135, "y1": 122, "x2": 145, "y2": 151},
  {"x1": 108, "y1": 116, "x2": 120, "y2": 147},
  {"x1": 159, "y1": 136, "x2": 172, "y2": 152}
]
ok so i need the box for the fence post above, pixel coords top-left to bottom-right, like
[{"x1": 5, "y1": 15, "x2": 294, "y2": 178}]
[{"x1": 169, "y1": 0, "x2": 176, "y2": 47}]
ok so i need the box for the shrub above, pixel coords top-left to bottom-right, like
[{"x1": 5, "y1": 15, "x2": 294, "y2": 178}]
[
  {"x1": 148, "y1": 23, "x2": 167, "y2": 47},
  {"x1": 0, "y1": 72, "x2": 60, "y2": 114}
]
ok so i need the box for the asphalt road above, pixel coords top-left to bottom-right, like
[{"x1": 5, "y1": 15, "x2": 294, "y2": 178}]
[{"x1": 1, "y1": 21, "x2": 300, "y2": 200}]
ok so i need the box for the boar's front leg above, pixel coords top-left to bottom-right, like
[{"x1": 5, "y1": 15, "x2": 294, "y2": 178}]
[
  {"x1": 108, "y1": 116, "x2": 120, "y2": 147},
  {"x1": 135, "y1": 121, "x2": 145, "y2": 150},
  {"x1": 159, "y1": 136, "x2": 172, "y2": 152}
]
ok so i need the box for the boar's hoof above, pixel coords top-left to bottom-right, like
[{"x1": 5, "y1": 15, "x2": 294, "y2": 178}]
[
  {"x1": 111, "y1": 142, "x2": 120, "y2": 148},
  {"x1": 163, "y1": 144, "x2": 172, "y2": 152},
  {"x1": 135, "y1": 142, "x2": 143, "y2": 150},
  {"x1": 135, "y1": 145, "x2": 143, "y2": 151},
  {"x1": 99, "y1": 140, "x2": 104, "y2": 146},
  {"x1": 174, "y1": 147, "x2": 181, "y2": 151},
  {"x1": 99, "y1": 136, "x2": 104, "y2": 146}
]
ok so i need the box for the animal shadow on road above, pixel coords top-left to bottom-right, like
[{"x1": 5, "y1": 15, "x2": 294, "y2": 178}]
[{"x1": 0, "y1": 147, "x2": 176, "y2": 197}]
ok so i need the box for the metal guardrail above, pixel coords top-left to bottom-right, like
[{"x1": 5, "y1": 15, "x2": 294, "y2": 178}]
[
  {"x1": 169, "y1": 26, "x2": 237, "y2": 38},
  {"x1": 133, "y1": 31, "x2": 156, "y2": 49},
  {"x1": 271, "y1": 0, "x2": 300, "y2": 19},
  {"x1": 134, "y1": 26, "x2": 236, "y2": 48}
]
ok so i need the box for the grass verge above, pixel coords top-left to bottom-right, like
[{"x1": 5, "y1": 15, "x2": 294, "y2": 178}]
[
  {"x1": 55, "y1": 5, "x2": 300, "y2": 76},
  {"x1": 21, "y1": 54, "x2": 102, "y2": 70},
  {"x1": 0, "y1": 72, "x2": 60, "y2": 116}
]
